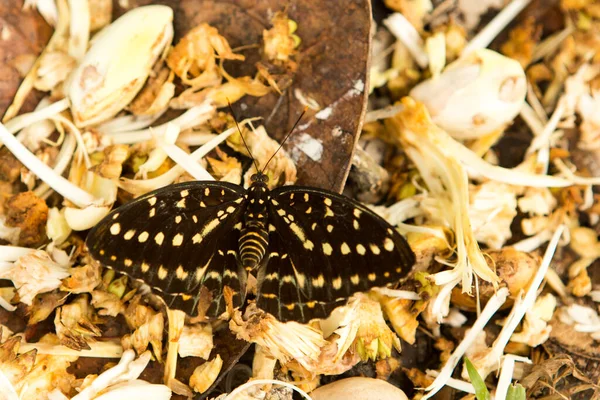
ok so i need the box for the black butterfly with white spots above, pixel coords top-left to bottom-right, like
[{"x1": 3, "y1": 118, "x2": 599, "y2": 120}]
[{"x1": 86, "y1": 169, "x2": 415, "y2": 322}]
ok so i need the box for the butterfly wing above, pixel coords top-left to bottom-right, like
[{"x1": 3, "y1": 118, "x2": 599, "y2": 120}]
[
  {"x1": 258, "y1": 186, "x2": 415, "y2": 322},
  {"x1": 86, "y1": 181, "x2": 247, "y2": 317}
]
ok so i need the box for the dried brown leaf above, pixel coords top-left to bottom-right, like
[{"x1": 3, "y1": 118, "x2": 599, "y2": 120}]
[{"x1": 0, "y1": 1, "x2": 52, "y2": 117}]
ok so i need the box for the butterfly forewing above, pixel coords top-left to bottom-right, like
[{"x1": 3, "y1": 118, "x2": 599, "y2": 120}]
[
  {"x1": 257, "y1": 186, "x2": 415, "y2": 322},
  {"x1": 86, "y1": 181, "x2": 247, "y2": 317}
]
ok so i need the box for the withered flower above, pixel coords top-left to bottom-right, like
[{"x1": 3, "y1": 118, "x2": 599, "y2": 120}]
[
  {"x1": 230, "y1": 304, "x2": 326, "y2": 372},
  {"x1": 90, "y1": 290, "x2": 126, "y2": 317},
  {"x1": 55, "y1": 295, "x2": 102, "y2": 351},
  {"x1": 121, "y1": 297, "x2": 164, "y2": 361},
  {"x1": 18, "y1": 333, "x2": 78, "y2": 399},
  {"x1": 0, "y1": 249, "x2": 70, "y2": 305},
  {"x1": 262, "y1": 12, "x2": 300, "y2": 64},
  {"x1": 226, "y1": 124, "x2": 297, "y2": 189},
  {"x1": 60, "y1": 264, "x2": 101, "y2": 294},
  {"x1": 167, "y1": 23, "x2": 244, "y2": 88}
]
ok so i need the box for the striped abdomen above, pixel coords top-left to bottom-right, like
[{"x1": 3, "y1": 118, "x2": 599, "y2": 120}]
[
  {"x1": 239, "y1": 225, "x2": 269, "y2": 271},
  {"x1": 239, "y1": 181, "x2": 270, "y2": 271}
]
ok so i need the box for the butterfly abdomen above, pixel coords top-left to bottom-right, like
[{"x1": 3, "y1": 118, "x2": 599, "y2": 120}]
[{"x1": 239, "y1": 181, "x2": 270, "y2": 271}]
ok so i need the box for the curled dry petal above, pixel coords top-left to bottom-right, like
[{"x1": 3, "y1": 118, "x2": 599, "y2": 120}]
[
  {"x1": 46, "y1": 207, "x2": 72, "y2": 246},
  {"x1": 376, "y1": 273, "x2": 437, "y2": 344},
  {"x1": 67, "y1": 5, "x2": 174, "y2": 127},
  {"x1": 469, "y1": 181, "x2": 518, "y2": 249},
  {"x1": 178, "y1": 324, "x2": 213, "y2": 359},
  {"x1": 0, "y1": 249, "x2": 70, "y2": 305},
  {"x1": 34, "y1": 51, "x2": 76, "y2": 92},
  {"x1": 71, "y1": 350, "x2": 171, "y2": 400},
  {"x1": 189, "y1": 354, "x2": 223, "y2": 394},
  {"x1": 206, "y1": 147, "x2": 242, "y2": 184},
  {"x1": 89, "y1": 144, "x2": 130, "y2": 180},
  {"x1": 510, "y1": 293, "x2": 556, "y2": 346},
  {"x1": 64, "y1": 157, "x2": 118, "y2": 231},
  {"x1": 128, "y1": 66, "x2": 175, "y2": 116}
]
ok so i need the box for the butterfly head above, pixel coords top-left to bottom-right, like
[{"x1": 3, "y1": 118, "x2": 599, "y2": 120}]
[{"x1": 250, "y1": 172, "x2": 269, "y2": 186}]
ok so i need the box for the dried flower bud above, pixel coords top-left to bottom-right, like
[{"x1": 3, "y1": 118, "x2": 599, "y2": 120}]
[
  {"x1": 67, "y1": 5, "x2": 174, "y2": 127},
  {"x1": 410, "y1": 49, "x2": 526, "y2": 139}
]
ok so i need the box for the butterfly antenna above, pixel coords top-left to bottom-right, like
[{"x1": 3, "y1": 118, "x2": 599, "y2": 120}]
[
  {"x1": 261, "y1": 106, "x2": 308, "y2": 174},
  {"x1": 227, "y1": 99, "x2": 261, "y2": 173}
]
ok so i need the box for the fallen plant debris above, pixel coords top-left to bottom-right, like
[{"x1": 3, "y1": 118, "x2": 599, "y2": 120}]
[{"x1": 1, "y1": 0, "x2": 600, "y2": 399}]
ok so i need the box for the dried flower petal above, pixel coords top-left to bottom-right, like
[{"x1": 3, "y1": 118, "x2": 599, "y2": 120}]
[
  {"x1": 60, "y1": 264, "x2": 101, "y2": 294},
  {"x1": 178, "y1": 323, "x2": 212, "y2": 359},
  {"x1": 90, "y1": 290, "x2": 126, "y2": 317},
  {"x1": 0, "y1": 336, "x2": 36, "y2": 391},
  {"x1": 189, "y1": 354, "x2": 223, "y2": 393},
  {"x1": 510, "y1": 293, "x2": 556, "y2": 346},
  {"x1": 72, "y1": 350, "x2": 170, "y2": 400},
  {"x1": 46, "y1": 207, "x2": 72, "y2": 246},
  {"x1": 28, "y1": 291, "x2": 69, "y2": 325}
]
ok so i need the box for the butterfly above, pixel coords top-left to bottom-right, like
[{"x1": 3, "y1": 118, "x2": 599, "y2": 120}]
[{"x1": 86, "y1": 110, "x2": 415, "y2": 323}]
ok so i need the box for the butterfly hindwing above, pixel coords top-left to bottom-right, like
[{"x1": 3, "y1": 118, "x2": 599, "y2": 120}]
[
  {"x1": 86, "y1": 181, "x2": 247, "y2": 317},
  {"x1": 257, "y1": 186, "x2": 415, "y2": 322}
]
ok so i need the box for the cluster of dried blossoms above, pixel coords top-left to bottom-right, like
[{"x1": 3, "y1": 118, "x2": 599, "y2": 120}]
[
  {"x1": 363, "y1": 0, "x2": 600, "y2": 398},
  {"x1": 2, "y1": 1, "x2": 600, "y2": 400}
]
